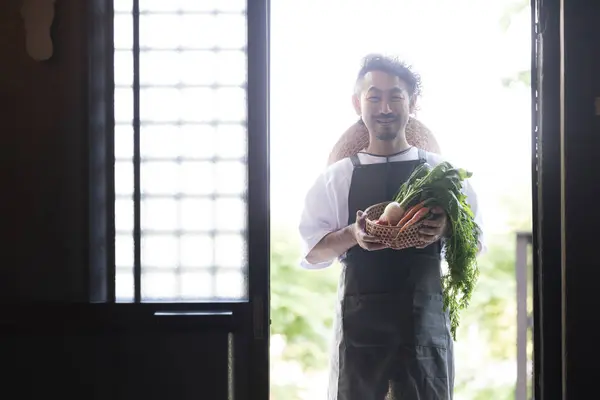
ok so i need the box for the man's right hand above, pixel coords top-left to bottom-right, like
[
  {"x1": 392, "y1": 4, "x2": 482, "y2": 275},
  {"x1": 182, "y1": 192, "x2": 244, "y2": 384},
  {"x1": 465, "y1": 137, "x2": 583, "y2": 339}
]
[
  {"x1": 352, "y1": 210, "x2": 389, "y2": 251},
  {"x1": 304, "y1": 211, "x2": 387, "y2": 265}
]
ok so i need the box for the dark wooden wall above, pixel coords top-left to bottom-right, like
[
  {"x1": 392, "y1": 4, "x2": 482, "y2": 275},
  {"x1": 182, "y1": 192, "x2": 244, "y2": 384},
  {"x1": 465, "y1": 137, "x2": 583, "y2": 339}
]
[
  {"x1": 562, "y1": 0, "x2": 600, "y2": 397},
  {"x1": 1, "y1": 0, "x2": 92, "y2": 301}
]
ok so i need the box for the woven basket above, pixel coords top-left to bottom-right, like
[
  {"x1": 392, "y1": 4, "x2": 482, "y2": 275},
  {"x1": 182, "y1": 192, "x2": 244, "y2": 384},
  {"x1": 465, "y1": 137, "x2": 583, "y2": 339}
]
[
  {"x1": 364, "y1": 202, "x2": 426, "y2": 250},
  {"x1": 327, "y1": 117, "x2": 441, "y2": 166}
]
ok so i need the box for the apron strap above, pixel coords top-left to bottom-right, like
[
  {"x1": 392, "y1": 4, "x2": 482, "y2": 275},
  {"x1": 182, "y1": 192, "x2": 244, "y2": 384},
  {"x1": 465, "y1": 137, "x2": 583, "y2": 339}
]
[
  {"x1": 417, "y1": 148, "x2": 427, "y2": 163},
  {"x1": 350, "y1": 154, "x2": 361, "y2": 166}
]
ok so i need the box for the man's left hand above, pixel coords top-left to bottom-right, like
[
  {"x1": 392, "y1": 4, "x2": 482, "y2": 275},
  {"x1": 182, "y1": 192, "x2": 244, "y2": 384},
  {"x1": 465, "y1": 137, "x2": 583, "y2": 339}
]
[{"x1": 416, "y1": 206, "x2": 449, "y2": 248}]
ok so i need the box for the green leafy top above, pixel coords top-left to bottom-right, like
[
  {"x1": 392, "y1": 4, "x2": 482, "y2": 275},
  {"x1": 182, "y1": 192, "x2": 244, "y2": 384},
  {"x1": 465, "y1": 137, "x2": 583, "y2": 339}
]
[{"x1": 394, "y1": 161, "x2": 480, "y2": 340}]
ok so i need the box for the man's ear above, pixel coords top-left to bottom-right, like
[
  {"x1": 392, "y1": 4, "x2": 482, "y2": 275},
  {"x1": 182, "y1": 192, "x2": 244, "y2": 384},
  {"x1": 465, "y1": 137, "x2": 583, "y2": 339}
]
[{"x1": 352, "y1": 94, "x2": 361, "y2": 115}]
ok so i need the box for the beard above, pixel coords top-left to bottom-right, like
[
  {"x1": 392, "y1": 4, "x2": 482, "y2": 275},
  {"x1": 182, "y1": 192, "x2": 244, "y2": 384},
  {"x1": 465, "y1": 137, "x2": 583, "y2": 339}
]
[
  {"x1": 362, "y1": 114, "x2": 407, "y2": 141},
  {"x1": 373, "y1": 121, "x2": 401, "y2": 141},
  {"x1": 365, "y1": 114, "x2": 406, "y2": 141}
]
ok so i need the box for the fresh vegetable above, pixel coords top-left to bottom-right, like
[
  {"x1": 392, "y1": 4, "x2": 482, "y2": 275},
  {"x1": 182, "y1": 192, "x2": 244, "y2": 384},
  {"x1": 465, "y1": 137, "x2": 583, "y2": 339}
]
[
  {"x1": 398, "y1": 206, "x2": 430, "y2": 232},
  {"x1": 393, "y1": 161, "x2": 480, "y2": 340},
  {"x1": 378, "y1": 201, "x2": 405, "y2": 225},
  {"x1": 396, "y1": 200, "x2": 427, "y2": 228}
]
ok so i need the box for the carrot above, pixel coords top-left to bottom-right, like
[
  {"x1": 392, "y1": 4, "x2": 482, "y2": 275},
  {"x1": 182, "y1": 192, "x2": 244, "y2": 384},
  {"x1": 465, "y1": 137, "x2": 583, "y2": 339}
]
[
  {"x1": 396, "y1": 200, "x2": 426, "y2": 227},
  {"x1": 398, "y1": 207, "x2": 430, "y2": 232}
]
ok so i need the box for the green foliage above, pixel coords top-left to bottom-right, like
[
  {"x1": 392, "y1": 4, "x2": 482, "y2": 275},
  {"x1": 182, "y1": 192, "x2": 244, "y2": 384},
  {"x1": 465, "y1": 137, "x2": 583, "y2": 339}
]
[
  {"x1": 270, "y1": 228, "x2": 339, "y2": 370},
  {"x1": 497, "y1": 179, "x2": 533, "y2": 232},
  {"x1": 269, "y1": 383, "x2": 302, "y2": 400},
  {"x1": 499, "y1": 0, "x2": 529, "y2": 32},
  {"x1": 459, "y1": 383, "x2": 516, "y2": 400},
  {"x1": 458, "y1": 233, "x2": 517, "y2": 360},
  {"x1": 501, "y1": 70, "x2": 531, "y2": 88}
]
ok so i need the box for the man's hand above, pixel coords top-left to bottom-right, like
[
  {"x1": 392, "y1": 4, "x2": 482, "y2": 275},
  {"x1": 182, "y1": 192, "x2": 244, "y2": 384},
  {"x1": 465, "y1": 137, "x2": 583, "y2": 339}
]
[
  {"x1": 417, "y1": 206, "x2": 449, "y2": 248},
  {"x1": 352, "y1": 210, "x2": 388, "y2": 251},
  {"x1": 304, "y1": 211, "x2": 385, "y2": 264}
]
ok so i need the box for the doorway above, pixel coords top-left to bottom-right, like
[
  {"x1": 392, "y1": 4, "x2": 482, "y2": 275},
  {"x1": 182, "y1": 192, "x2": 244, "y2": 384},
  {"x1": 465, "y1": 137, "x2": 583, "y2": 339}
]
[
  {"x1": 110, "y1": 0, "x2": 556, "y2": 399},
  {"x1": 268, "y1": 0, "x2": 534, "y2": 399}
]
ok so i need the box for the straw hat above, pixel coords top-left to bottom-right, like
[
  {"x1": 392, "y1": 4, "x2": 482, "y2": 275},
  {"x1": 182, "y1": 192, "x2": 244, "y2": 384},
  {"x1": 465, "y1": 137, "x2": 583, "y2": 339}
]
[{"x1": 327, "y1": 117, "x2": 441, "y2": 166}]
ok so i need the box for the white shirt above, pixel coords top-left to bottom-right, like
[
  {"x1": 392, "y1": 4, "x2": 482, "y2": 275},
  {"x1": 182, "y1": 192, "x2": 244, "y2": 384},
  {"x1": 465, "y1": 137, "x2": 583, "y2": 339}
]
[{"x1": 298, "y1": 147, "x2": 486, "y2": 269}]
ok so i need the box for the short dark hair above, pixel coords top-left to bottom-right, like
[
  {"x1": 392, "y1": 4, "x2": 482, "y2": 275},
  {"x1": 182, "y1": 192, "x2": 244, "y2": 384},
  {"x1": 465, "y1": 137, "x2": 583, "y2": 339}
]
[{"x1": 355, "y1": 53, "x2": 422, "y2": 98}]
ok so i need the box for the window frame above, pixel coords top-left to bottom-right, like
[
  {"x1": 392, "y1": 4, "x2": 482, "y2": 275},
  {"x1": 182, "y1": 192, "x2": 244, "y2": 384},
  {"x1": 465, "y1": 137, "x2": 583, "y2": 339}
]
[{"x1": 86, "y1": 0, "x2": 271, "y2": 397}]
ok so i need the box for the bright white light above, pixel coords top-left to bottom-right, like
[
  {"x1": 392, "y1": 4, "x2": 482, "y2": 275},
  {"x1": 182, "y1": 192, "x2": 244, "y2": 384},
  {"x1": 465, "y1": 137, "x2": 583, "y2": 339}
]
[{"x1": 114, "y1": 5, "x2": 249, "y2": 302}]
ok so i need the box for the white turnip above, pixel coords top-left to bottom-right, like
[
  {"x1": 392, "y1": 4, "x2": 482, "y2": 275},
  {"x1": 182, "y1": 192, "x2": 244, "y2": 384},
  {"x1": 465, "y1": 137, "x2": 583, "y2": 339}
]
[{"x1": 378, "y1": 202, "x2": 405, "y2": 226}]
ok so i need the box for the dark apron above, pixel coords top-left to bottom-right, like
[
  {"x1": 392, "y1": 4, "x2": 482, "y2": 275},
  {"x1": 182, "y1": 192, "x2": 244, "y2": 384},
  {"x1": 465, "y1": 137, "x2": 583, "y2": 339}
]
[{"x1": 329, "y1": 148, "x2": 454, "y2": 400}]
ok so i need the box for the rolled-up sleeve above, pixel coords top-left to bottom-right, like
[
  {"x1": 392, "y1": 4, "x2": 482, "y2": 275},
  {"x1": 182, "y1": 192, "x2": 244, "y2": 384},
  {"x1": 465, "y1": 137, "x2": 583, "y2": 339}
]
[{"x1": 298, "y1": 173, "x2": 339, "y2": 270}]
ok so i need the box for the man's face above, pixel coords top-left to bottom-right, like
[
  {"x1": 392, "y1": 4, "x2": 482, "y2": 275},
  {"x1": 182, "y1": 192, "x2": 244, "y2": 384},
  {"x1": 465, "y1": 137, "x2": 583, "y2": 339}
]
[{"x1": 356, "y1": 71, "x2": 412, "y2": 141}]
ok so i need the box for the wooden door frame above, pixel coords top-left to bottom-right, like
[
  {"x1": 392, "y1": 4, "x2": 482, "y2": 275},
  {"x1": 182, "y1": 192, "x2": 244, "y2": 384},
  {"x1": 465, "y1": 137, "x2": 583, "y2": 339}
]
[
  {"x1": 532, "y1": 0, "x2": 563, "y2": 397},
  {"x1": 534, "y1": 0, "x2": 600, "y2": 398}
]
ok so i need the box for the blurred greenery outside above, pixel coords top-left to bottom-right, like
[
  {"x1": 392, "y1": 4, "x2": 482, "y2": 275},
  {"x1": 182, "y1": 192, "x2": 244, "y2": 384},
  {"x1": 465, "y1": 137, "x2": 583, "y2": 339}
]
[{"x1": 270, "y1": 2, "x2": 532, "y2": 399}]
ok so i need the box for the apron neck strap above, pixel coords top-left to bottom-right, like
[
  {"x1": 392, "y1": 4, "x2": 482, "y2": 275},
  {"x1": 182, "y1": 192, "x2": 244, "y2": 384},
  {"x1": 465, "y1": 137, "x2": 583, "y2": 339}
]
[{"x1": 417, "y1": 148, "x2": 427, "y2": 163}]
